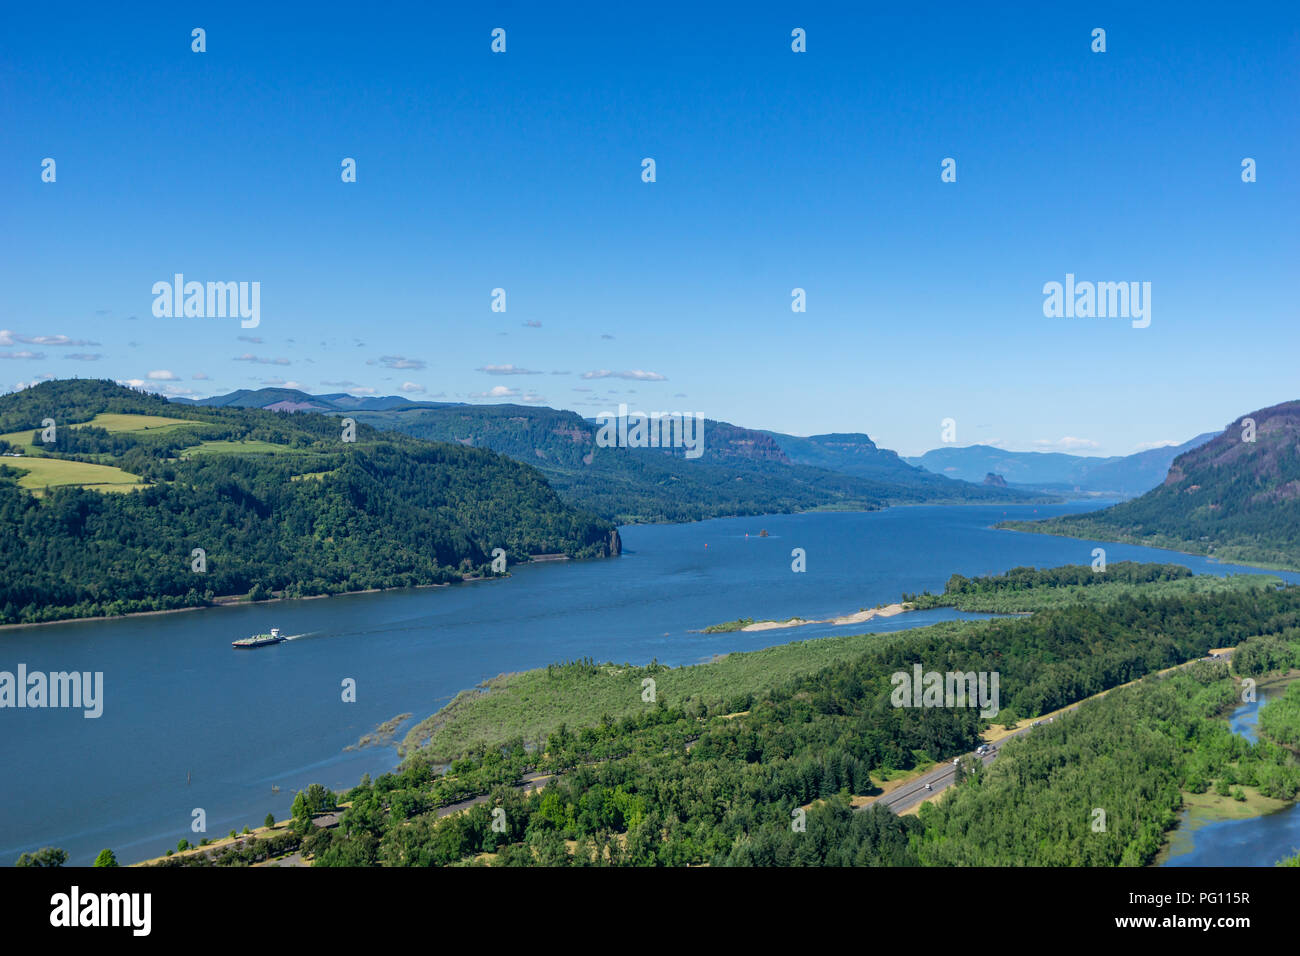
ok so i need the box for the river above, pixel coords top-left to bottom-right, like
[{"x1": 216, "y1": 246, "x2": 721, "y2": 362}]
[
  {"x1": 1160, "y1": 680, "x2": 1300, "y2": 867},
  {"x1": 3, "y1": 500, "x2": 1295, "y2": 865}
]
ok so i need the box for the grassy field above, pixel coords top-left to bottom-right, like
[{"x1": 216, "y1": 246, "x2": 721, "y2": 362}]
[
  {"x1": 0, "y1": 455, "x2": 144, "y2": 493},
  {"x1": 74, "y1": 412, "x2": 200, "y2": 433},
  {"x1": 1, "y1": 412, "x2": 200, "y2": 450},
  {"x1": 181, "y1": 439, "x2": 300, "y2": 457},
  {"x1": 402, "y1": 622, "x2": 981, "y2": 762}
]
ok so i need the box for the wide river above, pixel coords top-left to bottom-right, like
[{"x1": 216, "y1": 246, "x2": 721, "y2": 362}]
[{"x1": 3, "y1": 500, "x2": 1296, "y2": 865}]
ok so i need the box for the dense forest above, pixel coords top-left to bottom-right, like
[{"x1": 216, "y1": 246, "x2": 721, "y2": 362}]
[
  {"x1": 151, "y1": 566, "x2": 1298, "y2": 867},
  {"x1": 0, "y1": 380, "x2": 615, "y2": 625},
  {"x1": 348, "y1": 403, "x2": 1040, "y2": 524},
  {"x1": 916, "y1": 666, "x2": 1300, "y2": 865},
  {"x1": 1002, "y1": 400, "x2": 1300, "y2": 570}
]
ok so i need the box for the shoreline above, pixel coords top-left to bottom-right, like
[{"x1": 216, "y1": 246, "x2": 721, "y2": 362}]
[
  {"x1": 0, "y1": 574, "x2": 528, "y2": 633},
  {"x1": 996, "y1": 523, "x2": 1300, "y2": 575},
  {"x1": 738, "y1": 601, "x2": 913, "y2": 633}
]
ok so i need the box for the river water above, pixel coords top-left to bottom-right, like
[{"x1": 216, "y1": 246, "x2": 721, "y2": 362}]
[
  {"x1": 3, "y1": 500, "x2": 1295, "y2": 865},
  {"x1": 1160, "y1": 681, "x2": 1300, "y2": 867}
]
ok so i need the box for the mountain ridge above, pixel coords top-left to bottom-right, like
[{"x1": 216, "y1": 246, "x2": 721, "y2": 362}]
[{"x1": 1000, "y1": 400, "x2": 1300, "y2": 570}]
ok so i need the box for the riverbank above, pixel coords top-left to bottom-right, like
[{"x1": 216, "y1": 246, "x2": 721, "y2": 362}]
[
  {"x1": 997, "y1": 522, "x2": 1300, "y2": 574},
  {"x1": 704, "y1": 602, "x2": 915, "y2": 634},
  {"x1": 1152, "y1": 673, "x2": 1300, "y2": 865},
  {"x1": 0, "y1": 566, "x2": 561, "y2": 633}
]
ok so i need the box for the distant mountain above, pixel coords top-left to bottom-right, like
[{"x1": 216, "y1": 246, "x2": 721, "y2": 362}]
[
  {"x1": 1001, "y1": 401, "x2": 1300, "y2": 570},
  {"x1": 173, "y1": 387, "x2": 458, "y2": 413},
  {"x1": 171, "y1": 389, "x2": 1047, "y2": 524},
  {"x1": 905, "y1": 432, "x2": 1217, "y2": 498},
  {"x1": 325, "y1": 403, "x2": 1044, "y2": 524}
]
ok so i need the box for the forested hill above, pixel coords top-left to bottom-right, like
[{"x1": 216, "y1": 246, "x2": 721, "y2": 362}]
[
  {"x1": 0, "y1": 379, "x2": 615, "y2": 626},
  {"x1": 1000, "y1": 399, "x2": 1300, "y2": 570},
  {"x1": 339, "y1": 403, "x2": 1044, "y2": 524}
]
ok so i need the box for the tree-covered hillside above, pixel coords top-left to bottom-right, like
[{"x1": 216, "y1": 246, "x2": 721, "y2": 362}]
[
  {"x1": 0, "y1": 380, "x2": 615, "y2": 625},
  {"x1": 347, "y1": 404, "x2": 1040, "y2": 524},
  {"x1": 1000, "y1": 400, "x2": 1300, "y2": 569}
]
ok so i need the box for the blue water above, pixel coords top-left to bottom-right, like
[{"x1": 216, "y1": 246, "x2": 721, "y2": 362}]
[
  {"x1": 2, "y1": 500, "x2": 1295, "y2": 865},
  {"x1": 1162, "y1": 683, "x2": 1300, "y2": 867}
]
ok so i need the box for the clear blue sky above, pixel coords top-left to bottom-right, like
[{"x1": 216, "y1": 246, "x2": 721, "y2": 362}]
[{"x1": 3, "y1": 2, "x2": 1296, "y2": 456}]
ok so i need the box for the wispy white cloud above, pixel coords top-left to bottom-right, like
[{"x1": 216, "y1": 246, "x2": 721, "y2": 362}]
[
  {"x1": 581, "y1": 369, "x2": 667, "y2": 381},
  {"x1": 1031, "y1": 436, "x2": 1100, "y2": 452},
  {"x1": 378, "y1": 355, "x2": 426, "y2": 370},
  {"x1": 478, "y1": 364, "x2": 542, "y2": 376}
]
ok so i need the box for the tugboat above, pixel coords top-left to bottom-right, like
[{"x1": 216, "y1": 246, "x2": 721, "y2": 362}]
[{"x1": 232, "y1": 627, "x2": 285, "y2": 649}]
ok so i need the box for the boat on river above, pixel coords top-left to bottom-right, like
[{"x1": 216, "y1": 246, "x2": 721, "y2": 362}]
[{"x1": 232, "y1": 627, "x2": 284, "y2": 649}]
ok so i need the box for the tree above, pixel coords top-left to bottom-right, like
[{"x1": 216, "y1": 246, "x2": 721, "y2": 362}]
[
  {"x1": 265, "y1": 813, "x2": 276, "y2": 829},
  {"x1": 93, "y1": 848, "x2": 119, "y2": 867},
  {"x1": 15, "y1": 846, "x2": 67, "y2": 867}
]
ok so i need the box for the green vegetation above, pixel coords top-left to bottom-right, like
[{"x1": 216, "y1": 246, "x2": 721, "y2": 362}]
[
  {"x1": 181, "y1": 439, "x2": 302, "y2": 456},
  {"x1": 253, "y1": 564, "x2": 1300, "y2": 867},
  {"x1": 904, "y1": 561, "x2": 1278, "y2": 613},
  {"x1": 916, "y1": 666, "x2": 1300, "y2": 865},
  {"x1": 701, "y1": 617, "x2": 754, "y2": 633},
  {"x1": 1000, "y1": 400, "x2": 1300, "y2": 570},
  {"x1": 0, "y1": 455, "x2": 146, "y2": 493},
  {"x1": 93, "y1": 848, "x2": 119, "y2": 867},
  {"x1": 349, "y1": 403, "x2": 1039, "y2": 525},
  {"x1": 403, "y1": 633, "x2": 909, "y2": 762},
  {"x1": 1258, "y1": 681, "x2": 1300, "y2": 752},
  {"x1": 0, "y1": 380, "x2": 615, "y2": 625},
  {"x1": 15, "y1": 846, "x2": 67, "y2": 867},
  {"x1": 1231, "y1": 631, "x2": 1300, "y2": 677}
]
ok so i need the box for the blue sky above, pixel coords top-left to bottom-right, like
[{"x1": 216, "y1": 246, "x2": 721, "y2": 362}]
[{"x1": 2, "y1": 2, "x2": 1297, "y2": 457}]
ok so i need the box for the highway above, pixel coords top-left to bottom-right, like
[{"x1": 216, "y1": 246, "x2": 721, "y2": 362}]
[{"x1": 867, "y1": 650, "x2": 1232, "y2": 815}]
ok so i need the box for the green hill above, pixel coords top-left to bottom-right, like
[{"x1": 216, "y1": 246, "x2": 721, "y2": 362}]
[
  {"x1": 1000, "y1": 400, "x2": 1300, "y2": 569},
  {"x1": 343, "y1": 404, "x2": 1042, "y2": 524},
  {"x1": 0, "y1": 380, "x2": 615, "y2": 625}
]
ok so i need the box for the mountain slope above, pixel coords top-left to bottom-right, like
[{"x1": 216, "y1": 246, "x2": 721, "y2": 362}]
[
  {"x1": 0, "y1": 380, "x2": 614, "y2": 625},
  {"x1": 173, "y1": 387, "x2": 456, "y2": 413},
  {"x1": 766, "y1": 431, "x2": 1022, "y2": 497},
  {"x1": 906, "y1": 432, "x2": 1217, "y2": 497},
  {"x1": 1000, "y1": 401, "x2": 1300, "y2": 569},
  {"x1": 340, "y1": 403, "x2": 1042, "y2": 524}
]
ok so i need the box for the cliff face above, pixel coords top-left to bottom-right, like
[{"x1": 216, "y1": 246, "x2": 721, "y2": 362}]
[
  {"x1": 609, "y1": 528, "x2": 622, "y2": 556},
  {"x1": 1014, "y1": 399, "x2": 1300, "y2": 570},
  {"x1": 984, "y1": 472, "x2": 1008, "y2": 487}
]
